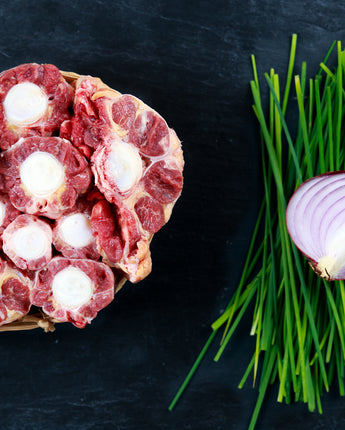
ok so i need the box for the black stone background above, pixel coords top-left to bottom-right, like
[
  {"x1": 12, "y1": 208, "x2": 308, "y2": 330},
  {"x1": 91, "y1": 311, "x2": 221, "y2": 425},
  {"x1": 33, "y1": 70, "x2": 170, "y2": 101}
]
[{"x1": 1, "y1": 1, "x2": 345, "y2": 429}]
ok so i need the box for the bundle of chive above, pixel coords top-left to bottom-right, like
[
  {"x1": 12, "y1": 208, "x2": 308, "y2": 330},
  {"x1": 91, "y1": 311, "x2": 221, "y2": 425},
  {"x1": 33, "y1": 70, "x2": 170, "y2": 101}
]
[{"x1": 169, "y1": 35, "x2": 345, "y2": 429}]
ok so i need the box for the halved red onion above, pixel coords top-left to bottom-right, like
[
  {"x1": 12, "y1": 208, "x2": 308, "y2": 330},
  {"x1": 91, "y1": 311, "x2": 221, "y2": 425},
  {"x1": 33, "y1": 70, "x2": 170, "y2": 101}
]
[
  {"x1": 297, "y1": 177, "x2": 345, "y2": 259},
  {"x1": 286, "y1": 172, "x2": 345, "y2": 280}
]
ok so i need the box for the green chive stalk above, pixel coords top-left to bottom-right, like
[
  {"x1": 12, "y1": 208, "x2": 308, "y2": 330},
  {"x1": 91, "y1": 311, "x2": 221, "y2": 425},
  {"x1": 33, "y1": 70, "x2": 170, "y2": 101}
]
[{"x1": 169, "y1": 35, "x2": 345, "y2": 430}]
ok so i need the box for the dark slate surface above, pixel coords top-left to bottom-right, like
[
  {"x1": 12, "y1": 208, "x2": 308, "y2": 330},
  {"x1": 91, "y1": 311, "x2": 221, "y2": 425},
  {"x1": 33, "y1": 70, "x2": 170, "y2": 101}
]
[{"x1": 1, "y1": 1, "x2": 345, "y2": 429}]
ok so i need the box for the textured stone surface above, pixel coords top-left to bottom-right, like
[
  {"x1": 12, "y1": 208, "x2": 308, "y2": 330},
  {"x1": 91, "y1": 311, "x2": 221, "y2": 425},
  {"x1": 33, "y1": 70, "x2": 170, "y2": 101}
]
[{"x1": 0, "y1": 1, "x2": 345, "y2": 429}]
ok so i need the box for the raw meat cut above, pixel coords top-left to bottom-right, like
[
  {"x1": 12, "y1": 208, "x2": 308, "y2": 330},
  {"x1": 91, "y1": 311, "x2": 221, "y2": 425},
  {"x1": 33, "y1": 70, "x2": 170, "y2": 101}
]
[
  {"x1": 0, "y1": 65, "x2": 184, "y2": 331},
  {"x1": 3, "y1": 214, "x2": 52, "y2": 270},
  {"x1": 67, "y1": 75, "x2": 184, "y2": 282},
  {"x1": 60, "y1": 75, "x2": 113, "y2": 158},
  {"x1": 0, "y1": 63, "x2": 74, "y2": 150},
  {"x1": 89, "y1": 199, "x2": 123, "y2": 263},
  {"x1": 31, "y1": 257, "x2": 115, "y2": 328},
  {"x1": 0, "y1": 136, "x2": 92, "y2": 218},
  {"x1": 134, "y1": 196, "x2": 165, "y2": 234},
  {"x1": 90, "y1": 199, "x2": 152, "y2": 282},
  {"x1": 0, "y1": 193, "x2": 21, "y2": 243},
  {"x1": 0, "y1": 257, "x2": 33, "y2": 325},
  {"x1": 53, "y1": 198, "x2": 100, "y2": 260}
]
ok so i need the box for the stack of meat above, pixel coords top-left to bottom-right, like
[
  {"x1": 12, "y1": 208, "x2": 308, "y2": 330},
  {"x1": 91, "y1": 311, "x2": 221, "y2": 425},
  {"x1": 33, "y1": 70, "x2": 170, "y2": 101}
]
[{"x1": 0, "y1": 63, "x2": 184, "y2": 329}]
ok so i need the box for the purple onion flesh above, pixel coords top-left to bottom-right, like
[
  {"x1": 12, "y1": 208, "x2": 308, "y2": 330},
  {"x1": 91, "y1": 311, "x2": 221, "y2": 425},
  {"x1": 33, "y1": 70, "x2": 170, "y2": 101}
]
[{"x1": 286, "y1": 172, "x2": 345, "y2": 280}]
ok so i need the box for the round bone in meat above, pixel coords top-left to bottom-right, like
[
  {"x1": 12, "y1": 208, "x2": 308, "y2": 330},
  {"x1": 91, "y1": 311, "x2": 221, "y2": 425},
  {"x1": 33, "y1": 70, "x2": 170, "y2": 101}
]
[
  {"x1": 3, "y1": 214, "x2": 52, "y2": 270},
  {"x1": 53, "y1": 199, "x2": 100, "y2": 260},
  {"x1": 4, "y1": 82, "x2": 49, "y2": 127},
  {"x1": 67, "y1": 75, "x2": 183, "y2": 282},
  {"x1": 59, "y1": 213, "x2": 94, "y2": 248},
  {"x1": 91, "y1": 137, "x2": 143, "y2": 197},
  {"x1": 31, "y1": 257, "x2": 115, "y2": 328},
  {"x1": 0, "y1": 63, "x2": 74, "y2": 150},
  {"x1": 104, "y1": 138, "x2": 143, "y2": 193},
  {"x1": 20, "y1": 151, "x2": 65, "y2": 197},
  {"x1": 82, "y1": 78, "x2": 184, "y2": 214},
  {"x1": 52, "y1": 267, "x2": 93, "y2": 309},
  {"x1": 0, "y1": 136, "x2": 92, "y2": 219},
  {"x1": 0, "y1": 258, "x2": 33, "y2": 326},
  {"x1": 0, "y1": 65, "x2": 184, "y2": 330}
]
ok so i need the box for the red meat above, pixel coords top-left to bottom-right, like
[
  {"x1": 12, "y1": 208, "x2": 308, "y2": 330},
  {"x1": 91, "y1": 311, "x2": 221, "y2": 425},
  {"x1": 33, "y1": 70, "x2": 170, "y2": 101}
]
[
  {"x1": 0, "y1": 65, "x2": 184, "y2": 329},
  {"x1": 0, "y1": 136, "x2": 92, "y2": 219},
  {"x1": 134, "y1": 196, "x2": 165, "y2": 234},
  {"x1": 111, "y1": 95, "x2": 137, "y2": 130},
  {"x1": 90, "y1": 200, "x2": 151, "y2": 282},
  {"x1": 63, "y1": 76, "x2": 112, "y2": 157},
  {"x1": 53, "y1": 198, "x2": 100, "y2": 260},
  {"x1": 0, "y1": 63, "x2": 74, "y2": 150},
  {"x1": 3, "y1": 214, "x2": 52, "y2": 270},
  {"x1": 31, "y1": 257, "x2": 115, "y2": 328},
  {"x1": 0, "y1": 193, "x2": 21, "y2": 242},
  {"x1": 90, "y1": 200, "x2": 123, "y2": 263},
  {"x1": 142, "y1": 159, "x2": 184, "y2": 204},
  {"x1": 69, "y1": 76, "x2": 183, "y2": 282},
  {"x1": 0, "y1": 257, "x2": 33, "y2": 325},
  {"x1": 128, "y1": 109, "x2": 170, "y2": 157}
]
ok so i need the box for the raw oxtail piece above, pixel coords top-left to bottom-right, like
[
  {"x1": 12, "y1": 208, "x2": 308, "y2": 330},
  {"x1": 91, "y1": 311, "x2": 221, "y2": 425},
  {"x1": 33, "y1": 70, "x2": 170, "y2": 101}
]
[
  {"x1": 71, "y1": 76, "x2": 184, "y2": 204},
  {"x1": 91, "y1": 132, "x2": 184, "y2": 215},
  {"x1": 0, "y1": 136, "x2": 92, "y2": 219},
  {"x1": 69, "y1": 75, "x2": 183, "y2": 281},
  {"x1": 286, "y1": 172, "x2": 345, "y2": 280},
  {"x1": 53, "y1": 198, "x2": 100, "y2": 260},
  {"x1": 0, "y1": 63, "x2": 74, "y2": 150},
  {"x1": 3, "y1": 214, "x2": 52, "y2": 271},
  {"x1": 0, "y1": 65, "x2": 184, "y2": 331},
  {"x1": 90, "y1": 200, "x2": 152, "y2": 283},
  {"x1": 0, "y1": 193, "x2": 21, "y2": 243},
  {"x1": 31, "y1": 257, "x2": 115, "y2": 328},
  {"x1": 61, "y1": 75, "x2": 113, "y2": 158},
  {"x1": 0, "y1": 258, "x2": 33, "y2": 326}
]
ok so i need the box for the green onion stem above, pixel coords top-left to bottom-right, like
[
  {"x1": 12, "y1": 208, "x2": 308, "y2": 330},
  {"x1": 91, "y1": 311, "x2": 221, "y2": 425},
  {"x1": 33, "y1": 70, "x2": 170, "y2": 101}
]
[
  {"x1": 169, "y1": 35, "x2": 345, "y2": 430},
  {"x1": 168, "y1": 329, "x2": 218, "y2": 411}
]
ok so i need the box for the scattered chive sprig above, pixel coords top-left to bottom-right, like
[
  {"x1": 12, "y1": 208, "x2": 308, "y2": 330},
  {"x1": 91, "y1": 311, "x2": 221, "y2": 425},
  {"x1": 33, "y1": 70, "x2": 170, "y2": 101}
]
[{"x1": 169, "y1": 35, "x2": 345, "y2": 429}]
